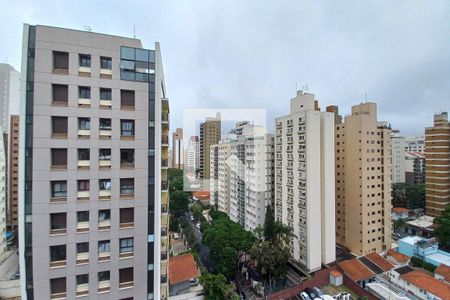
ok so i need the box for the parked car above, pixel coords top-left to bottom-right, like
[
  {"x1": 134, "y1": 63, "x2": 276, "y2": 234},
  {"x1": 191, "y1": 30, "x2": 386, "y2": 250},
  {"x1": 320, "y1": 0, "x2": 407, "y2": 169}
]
[
  {"x1": 313, "y1": 287, "x2": 324, "y2": 296},
  {"x1": 300, "y1": 292, "x2": 312, "y2": 300},
  {"x1": 173, "y1": 233, "x2": 179, "y2": 239},
  {"x1": 195, "y1": 222, "x2": 200, "y2": 229},
  {"x1": 304, "y1": 287, "x2": 321, "y2": 299}
]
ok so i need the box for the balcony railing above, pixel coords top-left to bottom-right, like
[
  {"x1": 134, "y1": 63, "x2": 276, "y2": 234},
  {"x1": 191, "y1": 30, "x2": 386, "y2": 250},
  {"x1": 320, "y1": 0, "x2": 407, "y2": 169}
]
[
  {"x1": 161, "y1": 181, "x2": 168, "y2": 191},
  {"x1": 161, "y1": 135, "x2": 169, "y2": 145}
]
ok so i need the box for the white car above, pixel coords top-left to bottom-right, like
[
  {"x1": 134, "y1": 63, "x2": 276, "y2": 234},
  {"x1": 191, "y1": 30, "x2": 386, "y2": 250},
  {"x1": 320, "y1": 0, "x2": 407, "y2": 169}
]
[
  {"x1": 173, "y1": 233, "x2": 179, "y2": 239},
  {"x1": 195, "y1": 223, "x2": 200, "y2": 229}
]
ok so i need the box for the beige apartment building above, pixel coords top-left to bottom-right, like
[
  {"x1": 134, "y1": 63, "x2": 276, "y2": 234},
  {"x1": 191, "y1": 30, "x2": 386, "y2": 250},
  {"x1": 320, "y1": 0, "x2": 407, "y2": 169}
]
[
  {"x1": 275, "y1": 91, "x2": 336, "y2": 272},
  {"x1": 425, "y1": 112, "x2": 450, "y2": 217},
  {"x1": 331, "y1": 102, "x2": 392, "y2": 256},
  {"x1": 19, "y1": 25, "x2": 170, "y2": 300},
  {"x1": 8, "y1": 115, "x2": 19, "y2": 236},
  {"x1": 199, "y1": 113, "x2": 221, "y2": 179}
]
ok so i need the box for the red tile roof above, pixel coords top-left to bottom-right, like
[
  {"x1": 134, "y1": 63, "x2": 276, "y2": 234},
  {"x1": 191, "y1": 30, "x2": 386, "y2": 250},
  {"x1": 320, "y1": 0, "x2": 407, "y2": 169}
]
[
  {"x1": 365, "y1": 252, "x2": 394, "y2": 272},
  {"x1": 387, "y1": 249, "x2": 410, "y2": 264},
  {"x1": 338, "y1": 258, "x2": 375, "y2": 281},
  {"x1": 192, "y1": 191, "x2": 210, "y2": 200},
  {"x1": 435, "y1": 264, "x2": 450, "y2": 282},
  {"x1": 401, "y1": 270, "x2": 450, "y2": 300},
  {"x1": 169, "y1": 253, "x2": 199, "y2": 285},
  {"x1": 330, "y1": 270, "x2": 342, "y2": 277},
  {"x1": 392, "y1": 207, "x2": 409, "y2": 213}
]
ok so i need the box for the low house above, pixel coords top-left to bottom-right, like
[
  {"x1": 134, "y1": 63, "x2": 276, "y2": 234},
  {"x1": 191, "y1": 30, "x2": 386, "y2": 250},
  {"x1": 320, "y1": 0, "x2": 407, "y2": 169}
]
[
  {"x1": 192, "y1": 191, "x2": 210, "y2": 205},
  {"x1": 361, "y1": 252, "x2": 394, "y2": 273},
  {"x1": 435, "y1": 264, "x2": 450, "y2": 284},
  {"x1": 337, "y1": 258, "x2": 375, "y2": 288},
  {"x1": 405, "y1": 215, "x2": 435, "y2": 237},
  {"x1": 169, "y1": 253, "x2": 201, "y2": 296},
  {"x1": 392, "y1": 207, "x2": 409, "y2": 221},
  {"x1": 398, "y1": 236, "x2": 450, "y2": 267},
  {"x1": 389, "y1": 266, "x2": 450, "y2": 300},
  {"x1": 386, "y1": 249, "x2": 410, "y2": 266}
]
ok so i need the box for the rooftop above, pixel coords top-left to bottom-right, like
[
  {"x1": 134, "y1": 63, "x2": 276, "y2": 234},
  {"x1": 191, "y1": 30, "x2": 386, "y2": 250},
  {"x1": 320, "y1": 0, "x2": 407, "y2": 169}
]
[
  {"x1": 406, "y1": 215, "x2": 435, "y2": 229},
  {"x1": 393, "y1": 266, "x2": 414, "y2": 275},
  {"x1": 169, "y1": 253, "x2": 199, "y2": 285},
  {"x1": 427, "y1": 251, "x2": 450, "y2": 267},
  {"x1": 387, "y1": 249, "x2": 410, "y2": 264},
  {"x1": 338, "y1": 258, "x2": 375, "y2": 281},
  {"x1": 436, "y1": 264, "x2": 450, "y2": 282},
  {"x1": 364, "y1": 252, "x2": 394, "y2": 272},
  {"x1": 392, "y1": 207, "x2": 409, "y2": 214},
  {"x1": 401, "y1": 270, "x2": 450, "y2": 299}
]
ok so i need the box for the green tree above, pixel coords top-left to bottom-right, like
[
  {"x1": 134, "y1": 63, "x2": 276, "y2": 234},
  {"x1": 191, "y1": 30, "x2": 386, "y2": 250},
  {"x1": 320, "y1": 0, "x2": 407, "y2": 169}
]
[
  {"x1": 199, "y1": 273, "x2": 239, "y2": 300},
  {"x1": 408, "y1": 184, "x2": 425, "y2": 210},
  {"x1": 392, "y1": 183, "x2": 407, "y2": 208},
  {"x1": 190, "y1": 203, "x2": 204, "y2": 221},
  {"x1": 394, "y1": 218, "x2": 406, "y2": 231},
  {"x1": 170, "y1": 191, "x2": 190, "y2": 217},
  {"x1": 434, "y1": 205, "x2": 450, "y2": 250},
  {"x1": 169, "y1": 215, "x2": 180, "y2": 232}
]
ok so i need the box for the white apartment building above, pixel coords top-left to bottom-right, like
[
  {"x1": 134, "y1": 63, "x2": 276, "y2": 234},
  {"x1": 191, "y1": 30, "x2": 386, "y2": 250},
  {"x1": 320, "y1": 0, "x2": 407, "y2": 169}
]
[
  {"x1": 391, "y1": 131, "x2": 424, "y2": 184},
  {"x1": 186, "y1": 136, "x2": 199, "y2": 174},
  {"x1": 275, "y1": 91, "x2": 335, "y2": 272},
  {"x1": 0, "y1": 132, "x2": 6, "y2": 255},
  {"x1": 210, "y1": 144, "x2": 219, "y2": 205},
  {"x1": 217, "y1": 142, "x2": 232, "y2": 214}
]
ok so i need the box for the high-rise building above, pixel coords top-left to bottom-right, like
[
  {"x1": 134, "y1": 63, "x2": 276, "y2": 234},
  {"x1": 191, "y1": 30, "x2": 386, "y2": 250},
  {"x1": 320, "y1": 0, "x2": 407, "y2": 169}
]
[
  {"x1": 404, "y1": 152, "x2": 425, "y2": 185},
  {"x1": 0, "y1": 132, "x2": 6, "y2": 256},
  {"x1": 186, "y1": 136, "x2": 199, "y2": 175},
  {"x1": 391, "y1": 130, "x2": 424, "y2": 184},
  {"x1": 425, "y1": 112, "x2": 450, "y2": 217},
  {"x1": 199, "y1": 113, "x2": 221, "y2": 179},
  {"x1": 216, "y1": 141, "x2": 232, "y2": 214},
  {"x1": 19, "y1": 24, "x2": 170, "y2": 300},
  {"x1": 228, "y1": 124, "x2": 274, "y2": 232},
  {"x1": 275, "y1": 91, "x2": 335, "y2": 272},
  {"x1": 0, "y1": 64, "x2": 20, "y2": 132},
  {"x1": 210, "y1": 144, "x2": 219, "y2": 205},
  {"x1": 171, "y1": 128, "x2": 183, "y2": 169},
  {"x1": 332, "y1": 102, "x2": 392, "y2": 255},
  {"x1": 8, "y1": 115, "x2": 19, "y2": 236}
]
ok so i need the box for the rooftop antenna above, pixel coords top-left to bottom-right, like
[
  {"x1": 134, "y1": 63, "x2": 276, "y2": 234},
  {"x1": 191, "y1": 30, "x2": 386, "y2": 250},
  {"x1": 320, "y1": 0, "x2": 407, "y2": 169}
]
[
  {"x1": 301, "y1": 84, "x2": 309, "y2": 92},
  {"x1": 365, "y1": 92, "x2": 368, "y2": 102},
  {"x1": 83, "y1": 25, "x2": 92, "y2": 32},
  {"x1": 133, "y1": 24, "x2": 136, "y2": 39}
]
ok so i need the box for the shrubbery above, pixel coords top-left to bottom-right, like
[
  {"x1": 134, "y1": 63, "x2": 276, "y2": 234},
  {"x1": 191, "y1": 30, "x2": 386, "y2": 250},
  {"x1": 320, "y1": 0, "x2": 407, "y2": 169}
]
[{"x1": 410, "y1": 256, "x2": 437, "y2": 272}]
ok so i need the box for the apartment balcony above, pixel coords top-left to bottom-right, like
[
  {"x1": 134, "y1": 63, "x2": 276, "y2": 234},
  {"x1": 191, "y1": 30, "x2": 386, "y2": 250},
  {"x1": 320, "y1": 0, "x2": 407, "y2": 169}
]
[
  {"x1": 78, "y1": 129, "x2": 90, "y2": 138},
  {"x1": 99, "y1": 159, "x2": 111, "y2": 168},
  {"x1": 77, "y1": 159, "x2": 90, "y2": 169},
  {"x1": 98, "y1": 219, "x2": 111, "y2": 230},
  {"x1": 98, "y1": 280, "x2": 110, "y2": 293},
  {"x1": 161, "y1": 135, "x2": 169, "y2": 146},
  {"x1": 99, "y1": 129, "x2": 112, "y2": 139},
  {"x1": 76, "y1": 252, "x2": 89, "y2": 264},
  {"x1": 162, "y1": 159, "x2": 169, "y2": 169},
  {"x1": 99, "y1": 189, "x2": 111, "y2": 199},
  {"x1": 78, "y1": 98, "x2": 91, "y2": 106},
  {"x1": 162, "y1": 98, "x2": 169, "y2": 110},
  {"x1": 162, "y1": 113, "x2": 169, "y2": 124},
  {"x1": 99, "y1": 99, "x2": 112, "y2": 109},
  {"x1": 77, "y1": 221, "x2": 89, "y2": 233},
  {"x1": 161, "y1": 181, "x2": 168, "y2": 191},
  {"x1": 276, "y1": 122, "x2": 282, "y2": 129},
  {"x1": 98, "y1": 251, "x2": 110, "y2": 262},
  {"x1": 77, "y1": 191, "x2": 90, "y2": 201},
  {"x1": 298, "y1": 199, "x2": 306, "y2": 208},
  {"x1": 76, "y1": 284, "x2": 89, "y2": 297}
]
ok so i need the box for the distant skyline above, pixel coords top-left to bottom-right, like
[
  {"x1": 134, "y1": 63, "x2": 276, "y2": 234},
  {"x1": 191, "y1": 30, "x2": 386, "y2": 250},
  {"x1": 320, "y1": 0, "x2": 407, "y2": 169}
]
[{"x1": 1, "y1": 0, "x2": 449, "y2": 136}]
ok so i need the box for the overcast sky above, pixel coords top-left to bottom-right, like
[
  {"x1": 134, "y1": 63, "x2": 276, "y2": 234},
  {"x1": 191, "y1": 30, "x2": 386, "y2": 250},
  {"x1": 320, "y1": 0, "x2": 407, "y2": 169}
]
[{"x1": 1, "y1": 0, "x2": 449, "y2": 136}]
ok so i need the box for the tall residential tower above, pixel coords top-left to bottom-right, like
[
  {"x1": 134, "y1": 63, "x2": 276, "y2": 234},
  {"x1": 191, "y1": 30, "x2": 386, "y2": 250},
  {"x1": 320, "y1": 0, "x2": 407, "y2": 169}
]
[
  {"x1": 275, "y1": 91, "x2": 336, "y2": 272},
  {"x1": 19, "y1": 25, "x2": 170, "y2": 300},
  {"x1": 199, "y1": 113, "x2": 221, "y2": 180}
]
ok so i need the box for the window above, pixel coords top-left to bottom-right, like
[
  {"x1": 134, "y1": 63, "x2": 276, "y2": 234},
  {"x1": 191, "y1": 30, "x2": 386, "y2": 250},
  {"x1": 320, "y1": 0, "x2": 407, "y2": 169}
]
[
  {"x1": 77, "y1": 274, "x2": 89, "y2": 285},
  {"x1": 98, "y1": 240, "x2": 110, "y2": 260},
  {"x1": 120, "y1": 238, "x2": 134, "y2": 253},
  {"x1": 78, "y1": 118, "x2": 91, "y2": 130},
  {"x1": 51, "y1": 181, "x2": 67, "y2": 198},
  {"x1": 51, "y1": 116, "x2": 68, "y2": 136},
  {"x1": 77, "y1": 211, "x2": 89, "y2": 223},
  {"x1": 99, "y1": 210, "x2": 110, "y2": 221},
  {"x1": 76, "y1": 274, "x2": 89, "y2": 296},
  {"x1": 120, "y1": 149, "x2": 134, "y2": 166},
  {"x1": 78, "y1": 180, "x2": 90, "y2": 192},
  {"x1": 100, "y1": 57, "x2": 112, "y2": 69},
  {"x1": 99, "y1": 179, "x2": 111, "y2": 190},
  {"x1": 121, "y1": 120, "x2": 134, "y2": 136},
  {"x1": 79, "y1": 54, "x2": 91, "y2": 67},
  {"x1": 52, "y1": 84, "x2": 68, "y2": 104},
  {"x1": 120, "y1": 178, "x2": 134, "y2": 195},
  {"x1": 50, "y1": 245, "x2": 66, "y2": 265},
  {"x1": 78, "y1": 149, "x2": 90, "y2": 161},
  {"x1": 121, "y1": 90, "x2": 135, "y2": 109},
  {"x1": 53, "y1": 51, "x2": 69, "y2": 70},
  {"x1": 50, "y1": 277, "x2": 66, "y2": 298},
  {"x1": 119, "y1": 267, "x2": 134, "y2": 288},
  {"x1": 51, "y1": 149, "x2": 67, "y2": 168},
  {"x1": 50, "y1": 213, "x2": 66, "y2": 234},
  {"x1": 79, "y1": 86, "x2": 91, "y2": 99},
  {"x1": 98, "y1": 271, "x2": 110, "y2": 292},
  {"x1": 120, "y1": 208, "x2": 134, "y2": 228},
  {"x1": 77, "y1": 242, "x2": 89, "y2": 254},
  {"x1": 99, "y1": 118, "x2": 111, "y2": 130},
  {"x1": 100, "y1": 88, "x2": 112, "y2": 100},
  {"x1": 99, "y1": 149, "x2": 111, "y2": 161}
]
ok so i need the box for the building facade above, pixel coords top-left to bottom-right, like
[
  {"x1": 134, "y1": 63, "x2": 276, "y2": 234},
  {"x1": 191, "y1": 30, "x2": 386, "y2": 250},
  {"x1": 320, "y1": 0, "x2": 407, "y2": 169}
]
[
  {"x1": 425, "y1": 112, "x2": 450, "y2": 217},
  {"x1": 186, "y1": 136, "x2": 199, "y2": 175},
  {"x1": 275, "y1": 91, "x2": 336, "y2": 272},
  {"x1": 209, "y1": 144, "x2": 219, "y2": 205},
  {"x1": 0, "y1": 64, "x2": 20, "y2": 132},
  {"x1": 404, "y1": 152, "x2": 425, "y2": 185},
  {"x1": 8, "y1": 115, "x2": 19, "y2": 236},
  {"x1": 199, "y1": 113, "x2": 221, "y2": 180},
  {"x1": 19, "y1": 25, "x2": 169, "y2": 300},
  {"x1": 171, "y1": 128, "x2": 183, "y2": 169},
  {"x1": 391, "y1": 131, "x2": 424, "y2": 184},
  {"x1": 333, "y1": 102, "x2": 392, "y2": 255},
  {"x1": 0, "y1": 132, "x2": 6, "y2": 256}
]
